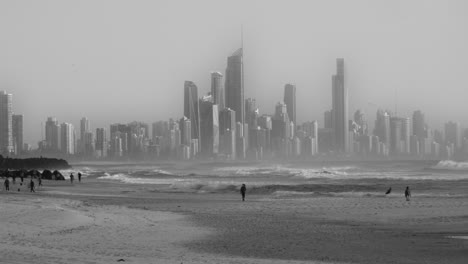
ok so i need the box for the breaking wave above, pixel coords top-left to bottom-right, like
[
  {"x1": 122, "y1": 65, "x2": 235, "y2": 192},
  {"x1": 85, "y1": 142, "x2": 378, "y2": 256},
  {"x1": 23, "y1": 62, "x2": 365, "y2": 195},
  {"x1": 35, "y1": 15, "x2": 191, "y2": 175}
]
[{"x1": 432, "y1": 160, "x2": 468, "y2": 171}]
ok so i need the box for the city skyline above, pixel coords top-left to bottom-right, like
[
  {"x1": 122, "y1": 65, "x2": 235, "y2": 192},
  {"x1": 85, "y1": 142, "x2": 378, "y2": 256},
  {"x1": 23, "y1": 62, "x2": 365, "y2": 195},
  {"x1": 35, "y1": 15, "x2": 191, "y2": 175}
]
[{"x1": 2, "y1": 0, "x2": 468, "y2": 145}]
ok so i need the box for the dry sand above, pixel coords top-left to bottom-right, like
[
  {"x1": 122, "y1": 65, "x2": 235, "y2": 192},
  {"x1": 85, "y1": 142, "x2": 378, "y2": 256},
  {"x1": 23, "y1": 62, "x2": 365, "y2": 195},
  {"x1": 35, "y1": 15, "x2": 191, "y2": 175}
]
[{"x1": 1, "y1": 179, "x2": 467, "y2": 264}]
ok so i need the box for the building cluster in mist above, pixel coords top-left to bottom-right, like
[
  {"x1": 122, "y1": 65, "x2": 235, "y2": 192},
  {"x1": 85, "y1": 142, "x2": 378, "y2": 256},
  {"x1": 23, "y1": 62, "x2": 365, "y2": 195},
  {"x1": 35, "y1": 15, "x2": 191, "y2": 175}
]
[{"x1": 2, "y1": 50, "x2": 468, "y2": 161}]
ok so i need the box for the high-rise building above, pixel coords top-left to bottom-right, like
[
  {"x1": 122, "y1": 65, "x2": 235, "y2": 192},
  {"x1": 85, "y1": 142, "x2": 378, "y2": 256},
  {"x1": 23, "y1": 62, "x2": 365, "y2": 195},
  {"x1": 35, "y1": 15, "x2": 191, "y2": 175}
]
[
  {"x1": 390, "y1": 117, "x2": 402, "y2": 155},
  {"x1": 445, "y1": 121, "x2": 461, "y2": 150},
  {"x1": 331, "y1": 58, "x2": 348, "y2": 152},
  {"x1": 245, "y1": 98, "x2": 257, "y2": 129},
  {"x1": 0, "y1": 91, "x2": 13, "y2": 154},
  {"x1": 179, "y1": 116, "x2": 192, "y2": 147},
  {"x1": 200, "y1": 98, "x2": 219, "y2": 157},
  {"x1": 95, "y1": 128, "x2": 107, "y2": 158},
  {"x1": 303, "y1": 121, "x2": 319, "y2": 154},
  {"x1": 219, "y1": 108, "x2": 236, "y2": 159},
  {"x1": 400, "y1": 117, "x2": 411, "y2": 154},
  {"x1": 374, "y1": 110, "x2": 391, "y2": 149},
  {"x1": 412, "y1": 110, "x2": 426, "y2": 154},
  {"x1": 80, "y1": 117, "x2": 90, "y2": 152},
  {"x1": 60, "y1": 123, "x2": 75, "y2": 155},
  {"x1": 225, "y1": 48, "x2": 244, "y2": 125},
  {"x1": 12, "y1": 114, "x2": 23, "y2": 155},
  {"x1": 45, "y1": 117, "x2": 61, "y2": 151},
  {"x1": 284, "y1": 84, "x2": 296, "y2": 126},
  {"x1": 184, "y1": 81, "x2": 201, "y2": 147},
  {"x1": 324, "y1": 110, "x2": 332, "y2": 129},
  {"x1": 211, "y1": 72, "x2": 225, "y2": 110}
]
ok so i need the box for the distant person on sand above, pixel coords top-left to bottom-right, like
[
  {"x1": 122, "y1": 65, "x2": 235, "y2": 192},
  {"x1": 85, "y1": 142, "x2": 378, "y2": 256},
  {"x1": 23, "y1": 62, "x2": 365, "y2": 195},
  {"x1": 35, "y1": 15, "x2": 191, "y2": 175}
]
[
  {"x1": 385, "y1": 187, "x2": 392, "y2": 195},
  {"x1": 70, "y1": 173, "x2": 74, "y2": 184},
  {"x1": 78, "y1": 173, "x2": 82, "y2": 182},
  {"x1": 240, "y1": 184, "x2": 246, "y2": 201},
  {"x1": 405, "y1": 186, "x2": 411, "y2": 201},
  {"x1": 30, "y1": 180, "x2": 35, "y2": 193},
  {"x1": 4, "y1": 178, "x2": 10, "y2": 191},
  {"x1": 38, "y1": 177, "x2": 42, "y2": 187}
]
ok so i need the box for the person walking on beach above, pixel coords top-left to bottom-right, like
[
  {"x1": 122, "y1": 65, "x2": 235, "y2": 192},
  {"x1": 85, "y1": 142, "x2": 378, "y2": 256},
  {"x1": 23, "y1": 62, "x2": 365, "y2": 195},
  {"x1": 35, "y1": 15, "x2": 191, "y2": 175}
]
[
  {"x1": 405, "y1": 186, "x2": 411, "y2": 201},
  {"x1": 70, "y1": 173, "x2": 74, "y2": 184},
  {"x1": 240, "y1": 184, "x2": 247, "y2": 201},
  {"x1": 29, "y1": 180, "x2": 35, "y2": 193},
  {"x1": 78, "y1": 172, "x2": 82, "y2": 182},
  {"x1": 38, "y1": 177, "x2": 42, "y2": 187},
  {"x1": 4, "y1": 178, "x2": 10, "y2": 191}
]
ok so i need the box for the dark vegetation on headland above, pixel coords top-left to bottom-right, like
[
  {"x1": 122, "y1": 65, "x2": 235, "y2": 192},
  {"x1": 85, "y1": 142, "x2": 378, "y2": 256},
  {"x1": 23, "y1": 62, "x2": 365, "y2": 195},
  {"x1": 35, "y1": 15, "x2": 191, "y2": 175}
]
[{"x1": 0, "y1": 155, "x2": 71, "y2": 180}]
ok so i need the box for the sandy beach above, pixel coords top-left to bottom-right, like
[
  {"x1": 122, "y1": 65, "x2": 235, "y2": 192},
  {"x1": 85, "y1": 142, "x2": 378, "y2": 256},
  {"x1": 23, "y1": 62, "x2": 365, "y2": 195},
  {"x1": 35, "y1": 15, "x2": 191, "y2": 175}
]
[{"x1": 1, "y1": 177, "x2": 467, "y2": 264}]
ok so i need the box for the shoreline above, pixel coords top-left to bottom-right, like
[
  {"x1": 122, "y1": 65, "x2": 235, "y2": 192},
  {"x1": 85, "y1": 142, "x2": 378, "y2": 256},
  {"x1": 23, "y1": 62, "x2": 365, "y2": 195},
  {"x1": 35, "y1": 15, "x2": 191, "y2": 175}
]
[{"x1": 1, "y1": 179, "x2": 468, "y2": 263}]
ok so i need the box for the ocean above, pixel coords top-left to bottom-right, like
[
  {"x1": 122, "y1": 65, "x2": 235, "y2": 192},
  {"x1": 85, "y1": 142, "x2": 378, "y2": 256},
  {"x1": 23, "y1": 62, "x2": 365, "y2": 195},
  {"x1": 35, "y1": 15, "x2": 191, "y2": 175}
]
[{"x1": 69, "y1": 160, "x2": 468, "y2": 198}]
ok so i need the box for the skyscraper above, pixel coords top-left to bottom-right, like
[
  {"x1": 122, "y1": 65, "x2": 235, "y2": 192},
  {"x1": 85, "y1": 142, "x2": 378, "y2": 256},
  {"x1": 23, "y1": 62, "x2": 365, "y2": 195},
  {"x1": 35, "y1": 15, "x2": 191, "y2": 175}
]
[
  {"x1": 374, "y1": 110, "x2": 391, "y2": 150},
  {"x1": 184, "y1": 81, "x2": 200, "y2": 147},
  {"x1": 225, "y1": 48, "x2": 244, "y2": 125},
  {"x1": 211, "y1": 72, "x2": 225, "y2": 110},
  {"x1": 283, "y1": 84, "x2": 296, "y2": 126},
  {"x1": 200, "y1": 98, "x2": 219, "y2": 157},
  {"x1": 45, "y1": 117, "x2": 60, "y2": 152},
  {"x1": 179, "y1": 116, "x2": 192, "y2": 147},
  {"x1": 400, "y1": 117, "x2": 411, "y2": 154},
  {"x1": 0, "y1": 91, "x2": 13, "y2": 154},
  {"x1": 80, "y1": 117, "x2": 90, "y2": 149},
  {"x1": 445, "y1": 121, "x2": 461, "y2": 150},
  {"x1": 413, "y1": 110, "x2": 426, "y2": 154},
  {"x1": 12, "y1": 114, "x2": 23, "y2": 155},
  {"x1": 60, "y1": 123, "x2": 75, "y2": 155},
  {"x1": 245, "y1": 98, "x2": 257, "y2": 129},
  {"x1": 95, "y1": 128, "x2": 107, "y2": 158},
  {"x1": 219, "y1": 108, "x2": 236, "y2": 159},
  {"x1": 331, "y1": 58, "x2": 348, "y2": 152},
  {"x1": 390, "y1": 117, "x2": 402, "y2": 155}
]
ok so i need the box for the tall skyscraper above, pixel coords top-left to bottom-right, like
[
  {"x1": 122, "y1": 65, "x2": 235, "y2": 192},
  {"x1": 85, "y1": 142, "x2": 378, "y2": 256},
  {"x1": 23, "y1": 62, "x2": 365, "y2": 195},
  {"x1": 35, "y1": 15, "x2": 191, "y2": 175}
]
[
  {"x1": 60, "y1": 123, "x2": 75, "y2": 155},
  {"x1": 184, "y1": 81, "x2": 201, "y2": 147},
  {"x1": 179, "y1": 116, "x2": 192, "y2": 146},
  {"x1": 80, "y1": 117, "x2": 90, "y2": 144},
  {"x1": 245, "y1": 98, "x2": 257, "y2": 129},
  {"x1": 331, "y1": 58, "x2": 348, "y2": 152},
  {"x1": 374, "y1": 110, "x2": 391, "y2": 150},
  {"x1": 95, "y1": 128, "x2": 107, "y2": 158},
  {"x1": 284, "y1": 84, "x2": 296, "y2": 126},
  {"x1": 390, "y1": 117, "x2": 402, "y2": 155},
  {"x1": 45, "y1": 117, "x2": 61, "y2": 152},
  {"x1": 0, "y1": 91, "x2": 13, "y2": 154},
  {"x1": 225, "y1": 48, "x2": 244, "y2": 125},
  {"x1": 400, "y1": 117, "x2": 411, "y2": 154},
  {"x1": 219, "y1": 108, "x2": 236, "y2": 159},
  {"x1": 413, "y1": 110, "x2": 426, "y2": 154},
  {"x1": 445, "y1": 121, "x2": 461, "y2": 150},
  {"x1": 12, "y1": 114, "x2": 23, "y2": 155},
  {"x1": 200, "y1": 98, "x2": 219, "y2": 157},
  {"x1": 211, "y1": 72, "x2": 225, "y2": 110}
]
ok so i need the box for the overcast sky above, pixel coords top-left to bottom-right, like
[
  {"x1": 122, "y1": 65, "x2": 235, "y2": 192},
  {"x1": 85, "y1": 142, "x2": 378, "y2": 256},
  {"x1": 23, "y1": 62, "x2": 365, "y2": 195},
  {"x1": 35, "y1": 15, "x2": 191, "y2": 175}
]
[{"x1": 1, "y1": 0, "x2": 468, "y2": 145}]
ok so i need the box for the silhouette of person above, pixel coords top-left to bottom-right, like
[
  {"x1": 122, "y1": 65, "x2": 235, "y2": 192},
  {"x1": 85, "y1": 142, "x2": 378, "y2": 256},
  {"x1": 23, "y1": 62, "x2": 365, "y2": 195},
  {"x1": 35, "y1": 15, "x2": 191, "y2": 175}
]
[
  {"x1": 70, "y1": 173, "x2": 74, "y2": 184},
  {"x1": 30, "y1": 180, "x2": 35, "y2": 193},
  {"x1": 78, "y1": 173, "x2": 82, "y2": 182},
  {"x1": 38, "y1": 177, "x2": 42, "y2": 187},
  {"x1": 405, "y1": 186, "x2": 411, "y2": 201},
  {"x1": 385, "y1": 187, "x2": 392, "y2": 195},
  {"x1": 4, "y1": 178, "x2": 10, "y2": 191},
  {"x1": 240, "y1": 184, "x2": 246, "y2": 201}
]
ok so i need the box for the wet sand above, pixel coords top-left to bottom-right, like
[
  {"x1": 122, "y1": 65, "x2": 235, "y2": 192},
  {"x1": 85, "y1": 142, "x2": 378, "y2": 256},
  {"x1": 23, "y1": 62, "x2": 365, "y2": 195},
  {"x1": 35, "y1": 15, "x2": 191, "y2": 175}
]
[{"x1": 1, "y1": 178, "x2": 467, "y2": 263}]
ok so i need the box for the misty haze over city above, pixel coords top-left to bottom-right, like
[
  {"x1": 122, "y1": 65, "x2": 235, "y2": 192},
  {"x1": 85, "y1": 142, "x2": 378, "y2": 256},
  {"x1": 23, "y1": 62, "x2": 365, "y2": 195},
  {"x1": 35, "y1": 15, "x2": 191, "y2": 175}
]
[
  {"x1": 1, "y1": 0, "x2": 468, "y2": 149},
  {"x1": 2, "y1": 2, "x2": 468, "y2": 264}
]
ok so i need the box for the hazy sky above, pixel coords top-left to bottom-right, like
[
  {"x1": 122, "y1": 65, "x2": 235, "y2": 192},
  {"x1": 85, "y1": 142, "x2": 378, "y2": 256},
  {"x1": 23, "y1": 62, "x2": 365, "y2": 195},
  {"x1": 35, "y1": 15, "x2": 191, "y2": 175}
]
[{"x1": 1, "y1": 0, "x2": 468, "y2": 145}]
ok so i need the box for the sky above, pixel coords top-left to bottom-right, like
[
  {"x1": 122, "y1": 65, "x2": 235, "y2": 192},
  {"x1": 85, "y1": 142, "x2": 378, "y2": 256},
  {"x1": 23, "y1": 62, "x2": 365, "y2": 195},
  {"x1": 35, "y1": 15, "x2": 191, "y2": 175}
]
[{"x1": 1, "y1": 0, "x2": 468, "y2": 145}]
